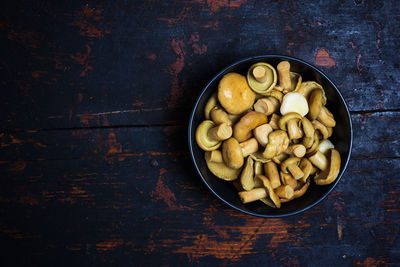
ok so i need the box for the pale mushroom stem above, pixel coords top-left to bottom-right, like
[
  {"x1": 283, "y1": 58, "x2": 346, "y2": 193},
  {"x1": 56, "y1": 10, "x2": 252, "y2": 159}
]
[
  {"x1": 239, "y1": 188, "x2": 267, "y2": 203},
  {"x1": 287, "y1": 164, "x2": 304, "y2": 180},
  {"x1": 207, "y1": 123, "x2": 232, "y2": 141},
  {"x1": 275, "y1": 185, "x2": 294, "y2": 199},
  {"x1": 277, "y1": 61, "x2": 292, "y2": 90},
  {"x1": 264, "y1": 161, "x2": 281, "y2": 189},
  {"x1": 287, "y1": 119, "x2": 303, "y2": 139},
  {"x1": 252, "y1": 66, "x2": 268, "y2": 83},
  {"x1": 308, "y1": 150, "x2": 328, "y2": 171},
  {"x1": 286, "y1": 144, "x2": 306, "y2": 158},
  {"x1": 240, "y1": 138, "x2": 259, "y2": 157}
]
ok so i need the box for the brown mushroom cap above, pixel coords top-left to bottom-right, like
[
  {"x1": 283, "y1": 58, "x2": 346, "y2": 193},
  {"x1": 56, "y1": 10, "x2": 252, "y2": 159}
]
[
  {"x1": 233, "y1": 111, "x2": 268, "y2": 142},
  {"x1": 218, "y1": 73, "x2": 256, "y2": 115},
  {"x1": 222, "y1": 137, "x2": 244, "y2": 169},
  {"x1": 205, "y1": 151, "x2": 241, "y2": 181},
  {"x1": 195, "y1": 120, "x2": 222, "y2": 151}
]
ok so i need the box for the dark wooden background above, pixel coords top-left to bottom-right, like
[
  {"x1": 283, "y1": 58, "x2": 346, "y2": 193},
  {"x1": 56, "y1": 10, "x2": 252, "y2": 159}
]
[{"x1": 1, "y1": 0, "x2": 399, "y2": 266}]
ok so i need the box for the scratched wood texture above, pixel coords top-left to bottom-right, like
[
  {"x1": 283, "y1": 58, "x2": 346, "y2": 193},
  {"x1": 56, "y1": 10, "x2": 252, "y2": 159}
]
[{"x1": 0, "y1": 0, "x2": 399, "y2": 266}]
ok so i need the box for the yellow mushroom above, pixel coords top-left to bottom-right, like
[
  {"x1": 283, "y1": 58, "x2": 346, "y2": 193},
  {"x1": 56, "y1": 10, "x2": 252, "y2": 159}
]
[
  {"x1": 308, "y1": 150, "x2": 329, "y2": 171},
  {"x1": 280, "y1": 171, "x2": 298, "y2": 189},
  {"x1": 255, "y1": 174, "x2": 281, "y2": 208},
  {"x1": 299, "y1": 158, "x2": 313, "y2": 183},
  {"x1": 240, "y1": 157, "x2": 255, "y2": 190},
  {"x1": 253, "y1": 124, "x2": 273, "y2": 147},
  {"x1": 265, "y1": 89, "x2": 284, "y2": 103},
  {"x1": 204, "y1": 92, "x2": 218, "y2": 119},
  {"x1": 272, "y1": 152, "x2": 289, "y2": 165},
  {"x1": 210, "y1": 108, "x2": 232, "y2": 126},
  {"x1": 196, "y1": 120, "x2": 232, "y2": 151},
  {"x1": 317, "y1": 106, "x2": 336, "y2": 127},
  {"x1": 296, "y1": 81, "x2": 326, "y2": 102},
  {"x1": 280, "y1": 180, "x2": 310, "y2": 202},
  {"x1": 318, "y1": 139, "x2": 335, "y2": 155},
  {"x1": 233, "y1": 111, "x2": 268, "y2": 142},
  {"x1": 279, "y1": 112, "x2": 303, "y2": 140},
  {"x1": 264, "y1": 161, "x2": 281, "y2": 189},
  {"x1": 301, "y1": 117, "x2": 315, "y2": 148},
  {"x1": 247, "y1": 62, "x2": 277, "y2": 95},
  {"x1": 312, "y1": 120, "x2": 330, "y2": 140},
  {"x1": 222, "y1": 137, "x2": 244, "y2": 169},
  {"x1": 253, "y1": 97, "x2": 280, "y2": 116},
  {"x1": 239, "y1": 188, "x2": 267, "y2": 203},
  {"x1": 285, "y1": 144, "x2": 306, "y2": 158},
  {"x1": 218, "y1": 73, "x2": 256, "y2": 114},
  {"x1": 205, "y1": 151, "x2": 241, "y2": 181},
  {"x1": 262, "y1": 130, "x2": 290, "y2": 159},
  {"x1": 281, "y1": 157, "x2": 304, "y2": 180},
  {"x1": 306, "y1": 132, "x2": 320, "y2": 155},
  {"x1": 314, "y1": 149, "x2": 341, "y2": 185},
  {"x1": 277, "y1": 61, "x2": 301, "y2": 93},
  {"x1": 308, "y1": 89, "x2": 324, "y2": 120},
  {"x1": 275, "y1": 185, "x2": 294, "y2": 199},
  {"x1": 269, "y1": 113, "x2": 281, "y2": 130},
  {"x1": 239, "y1": 138, "x2": 259, "y2": 157}
]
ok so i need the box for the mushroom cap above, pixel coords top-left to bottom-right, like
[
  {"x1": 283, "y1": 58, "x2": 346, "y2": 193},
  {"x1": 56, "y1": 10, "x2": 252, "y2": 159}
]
[
  {"x1": 280, "y1": 92, "x2": 309, "y2": 117},
  {"x1": 233, "y1": 111, "x2": 268, "y2": 142},
  {"x1": 296, "y1": 81, "x2": 326, "y2": 103},
  {"x1": 314, "y1": 149, "x2": 341, "y2": 185},
  {"x1": 204, "y1": 92, "x2": 218, "y2": 119},
  {"x1": 247, "y1": 62, "x2": 277, "y2": 95},
  {"x1": 205, "y1": 152, "x2": 242, "y2": 181},
  {"x1": 195, "y1": 120, "x2": 221, "y2": 151},
  {"x1": 222, "y1": 137, "x2": 244, "y2": 169},
  {"x1": 218, "y1": 73, "x2": 256, "y2": 114}
]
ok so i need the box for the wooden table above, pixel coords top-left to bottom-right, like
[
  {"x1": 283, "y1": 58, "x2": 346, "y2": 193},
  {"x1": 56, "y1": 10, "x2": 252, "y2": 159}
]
[{"x1": 1, "y1": 1, "x2": 399, "y2": 266}]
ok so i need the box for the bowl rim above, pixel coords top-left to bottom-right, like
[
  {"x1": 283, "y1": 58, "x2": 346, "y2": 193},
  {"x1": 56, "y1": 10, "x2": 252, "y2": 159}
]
[{"x1": 188, "y1": 54, "x2": 353, "y2": 218}]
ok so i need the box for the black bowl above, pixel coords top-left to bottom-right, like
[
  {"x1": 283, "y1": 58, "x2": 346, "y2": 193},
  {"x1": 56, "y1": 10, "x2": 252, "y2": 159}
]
[{"x1": 188, "y1": 55, "x2": 352, "y2": 217}]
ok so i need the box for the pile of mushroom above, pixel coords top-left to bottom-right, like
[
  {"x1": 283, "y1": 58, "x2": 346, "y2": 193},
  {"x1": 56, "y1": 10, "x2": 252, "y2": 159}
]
[{"x1": 196, "y1": 61, "x2": 341, "y2": 208}]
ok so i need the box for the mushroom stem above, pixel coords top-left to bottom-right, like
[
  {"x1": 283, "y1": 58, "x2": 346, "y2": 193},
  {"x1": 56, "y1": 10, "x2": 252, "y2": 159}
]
[
  {"x1": 308, "y1": 89, "x2": 324, "y2": 120},
  {"x1": 207, "y1": 123, "x2": 232, "y2": 141},
  {"x1": 280, "y1": 171, "x2": 298, "y2": 189},
  {"x1": 210, "y1": 108, "x2": 232, "y2": 126},
  {"x1": 299, "y1": 158, "x2": 313, "y2": 183},
  {"x1": 253, "y1": 66, "x2": 267, "y2": 82},
  {"x1": 275, "y1": 185, "x2": 294, "y2": 199},
  {"x1": 285, "y1": 144, "x2": 306, "y2": 158},
  {"x1": 264, "y1": 161, "x2": 281, "y2": 189},
  {"x1": 239, "y1": 138, "x2": 259, "y2": 157},
  {"x1": 277, "y1": 61, "x2": 292, "y2": 90},
  {"x1": 253, "y1": 124, "x2": 273, "y2": 147},
  {"x1": 308, "y1": 150, "x2": 328, "y2": 171},
  {"x1": 287, "y1": 119, "x2": 303, "y2": 139},
  {"x1": 239, "y1": 188, "x2": 267, "y2": 203},
  {"x1": 205, "y1": 150, "x2": 223, "y2": 163},
  {"x1": 254, "y1": 97, "x2": 280, "y2": 115},
  {"x1": 287, "y1": 164, "x2": 304, "y2": 180},
  {"x1": 269, "y1": 113, "x2": 281, "y2": 130}
]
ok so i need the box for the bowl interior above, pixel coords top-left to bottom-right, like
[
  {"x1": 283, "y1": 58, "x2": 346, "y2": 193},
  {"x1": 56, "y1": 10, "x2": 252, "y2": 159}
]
[{"x1": 189, "y1": 55, "x2": 352, "y2": 217}]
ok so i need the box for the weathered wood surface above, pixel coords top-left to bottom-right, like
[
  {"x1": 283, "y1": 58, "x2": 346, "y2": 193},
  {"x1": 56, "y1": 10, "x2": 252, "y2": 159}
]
[{"x1": 1, "y1": 0, "x2": 399, "y2": 266}]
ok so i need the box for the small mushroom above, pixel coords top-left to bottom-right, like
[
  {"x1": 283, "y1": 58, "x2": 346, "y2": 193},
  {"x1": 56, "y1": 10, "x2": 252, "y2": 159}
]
[
  {"x1": 269, "y1": 113, "x2": 281, "y2": 130},
  {"x1": 318, "y1": 139, "x2": 335, "y2": 154},
  {"x1": 264, "y1": 161, "x2": 281, "y2": 189},
  {"x1": 233, "y1": 111, "x2": 268, "y2": 142},
  {"x1": 280, "y1": 171, "x2": 298, "y2": 189},
  {"x1": 210, "y1": 108, "x2": 232, "y2": 126},
  {"x1": 275, "y1": 185, "x2": 294, "y2": 199},
  {"x1": 204, "y1": 92, "x2": 218, "y2": 119},
  {"x1": 253, "y1": 161, "x2": 264, "y2": 188},
  {"x1": 280, "y1": 92, "x2": 309, "y2": 117},
  {"x1": 296, "y1": 81, "x2": 326, "y2": 102},
  {"x1": 312, "y1": 120, "x2": 330, "y2": 140},
  {"x1": 280, "y1": 180, "x2": 310, "y2": 202},
  {"x1": 222, "y1": 137, "x2": 244, "y2": 169},
  {"x1": 247, "y1": 62, "x2": 277, "y2": 95},
  {"x1": 277, "y1": 61, "x2": 292, "y2": 91},
  {"x1": 254, "y1": 97, "x2": 280, "y2": 115},
  {"x1": 262, "y1": 130, "x2": 290, "y2": 159},
  {"x1": 285, "y1": 144, "x2": 306, "y2": 158},
  {"x1": 253, "y1": 124, "x2": 273, "y2": 147},
  {"x1": 279, "y1": 112, "x2": 303, "y2": 140},
  {"x1": 218, "y1": 73, "x2": 256, "y2": 115},
  {"x1": 306, "y1": 131, "x2": 320, "y2": 155},
  {"x1": 196, "y1": 120, "x2": 232, "y2": 151},
  {"x1": 299, "y1": 158, "x2": 313, "y2": 183},
  {"x1": 317, "y1": 106, "x2": 336, "y2": 127},
  {"x1": 308, "y1": 89, "x2": 325, "y2": 120},
  {"x1": 240, "y1": 138, "x2": 259, "y2": 157},
  {"x1": 240, "y1": 157, "x2": 255, "y2": 190},
  {"x1": 259, "y1": 197, "x2": 276, "y2": 208},
  {"x1": 249, "y1": 151, "x2": 271, "y2": 163},
  {"x1": 266, "y1": 89, "x2": 284, "y2": 103},
  {"x1": 308, "y1": 150, "x2": 328, "y2": 171},
  {"x1": 205, "y1": 150, "x2": 223, "y2": 163},
  {"x1": 327, "y1": 127, "x2": 333, "y2": 138},
  {"x1": 255, "y1": 174, "x2": 281, "y2": 208},
  {"x1": 301, "y1": 117, "x2": 315, "y2": 148},
  {"x1": 314, "y1": 149, "x2": 341, "y2": 185},
  {"x1": 239, "y1": 188, "x2": 267, "y2": 203},
  {"x1": 281, "y1": 157, "x2": 304, "y2": 180},
  {"x1": 205, "y1": 151, "x2": 241, "y2": 181},
  {"x1": 272, "y1": 152, "x2": 289, "y2": 165}
]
